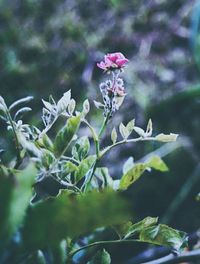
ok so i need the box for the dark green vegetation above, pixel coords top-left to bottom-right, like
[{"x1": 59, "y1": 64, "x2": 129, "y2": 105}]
[{"x1": 0, "y1": 0, "x2": 200, "y2": 263}]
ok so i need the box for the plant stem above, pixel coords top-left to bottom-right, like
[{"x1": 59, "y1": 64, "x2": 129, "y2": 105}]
[
  {"x1": 69, "y1": 239, "x2": 141, "y2": 258},
  {"x1": 99, "y1": 136, "x2": 158, "y2": 158}
]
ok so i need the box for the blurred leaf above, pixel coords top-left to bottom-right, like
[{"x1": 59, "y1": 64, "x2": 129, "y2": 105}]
[
  {"x1": 0, "y1": 164, "x2": 36, "y2": 251},
  {"x1": 93, "y1": 100, "x2": 104, "y2": 110},
  {"x1": 72, "y1": 136, "x2": 90, "y2": 161},
  {"x1": 22, "y1": 189, "x2": 130, "y2": 249},
  {"x1": 111, "y1": 127, "x2": 117, "y2": 144},
  {"x1": 147, "y1": 156, "x2": 169, "y2": 172},
  {"x1": 88, "y1": 249, "x2": 111, "y2": 264},
  {"x1": 26, "y1": 250, "x2": 46, "y2": 264},
  {"x1": 139, "y1": 224, "x2": 188, "y2": 252},
  {"x1": 54, "y1": 114, "x2": 81, "y2": 157},
  {"x1": 119, "y1": 156, "x2": 168, "y2": 190},
  {"x1": 75, "y1": 155, "x2": 96, "y2": 182}
]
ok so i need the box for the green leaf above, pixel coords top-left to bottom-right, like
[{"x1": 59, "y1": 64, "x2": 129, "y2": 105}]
[
  {"x1": 22, "y1": 189, "x2": 130, "y2": 249},
  {"x1": 54, "y1": 114, "x2": 81, "y2": 157},
  {"x1": 63, "y1": 161, "x2": 78, "y2": 175},
  {"x1": 88, "y1": 249, "x2": 111, "y2": 264},
  {"x1": 72, "y1": 136, "x2": 90, "y2": 161},
  {"x1": 0, "y1": 164, "x2": 36, "y2": 251},
  {"x1": 111, "y1": 127, "x2": 117, "y2": 144},
  {"x1": 119, "y1": 163, "x2": 146, "y2": 190},
  {"x1": 75, "y1": 155, "x2": 96, "y2": 182},
  {"x1": 147, "y1": 156, "x2": 169, "y2": 172},
  {"x1": 119, "y1": 156, "x2": 168, "y2": 190},
  {"x1": 41, "y1": 149, "x2": 56, "y2": 169},
  {"x1": 139, "y1": 224, "x2": 188, "y2": 252},
  {"x1": 124, "y1": 217, "x2": 158, "y2": 239}
]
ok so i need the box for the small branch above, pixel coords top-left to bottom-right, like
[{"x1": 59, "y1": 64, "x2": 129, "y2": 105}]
[
  {"x1": 100, "y1": 137, "x2": 158, "y2": 158},
  {"x1": 141, "y1": 249, "x2": 200, "y2": 264},
  {"x1": 69, "y1": 239, "x2": 142, "y2": 258}
]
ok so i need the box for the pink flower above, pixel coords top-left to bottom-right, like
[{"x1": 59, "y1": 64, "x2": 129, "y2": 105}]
[{"x1": 97, "y1": 52, "x2": 129, "y2": 71}]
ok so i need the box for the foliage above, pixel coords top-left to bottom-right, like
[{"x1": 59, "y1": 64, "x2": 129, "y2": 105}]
[{"x1": 0, "y1": 54, "x2": 188, "y2": 263}]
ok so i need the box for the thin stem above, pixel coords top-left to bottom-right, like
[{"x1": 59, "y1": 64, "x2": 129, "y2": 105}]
[
  {"x1": 82, "y1": 118, "x2": 99, "y2": 157},
  {"x1": 100, "y1": 137, "x2": 158, "y2": 158},
  {"x1": 98, "y1": 112, "x2": 110, "y2": 140},
  {"x1": 61, "y1": 156, "x2": 80, "y2": 165},
  {"x1": 69, "y1": 239, "x2": 141, "y2": 258}
]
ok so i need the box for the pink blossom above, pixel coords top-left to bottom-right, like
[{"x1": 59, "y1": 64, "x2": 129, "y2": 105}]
[{"x1": 97, "y1": 52, "x2": 129, "y2": 71}]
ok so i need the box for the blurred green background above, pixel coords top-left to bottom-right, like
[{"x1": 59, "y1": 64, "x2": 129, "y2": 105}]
[{"x1": 1, "y1": 0, "x2": 200, "y2": 263}]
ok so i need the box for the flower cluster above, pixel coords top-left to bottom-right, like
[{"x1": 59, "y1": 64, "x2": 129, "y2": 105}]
[
  {"x1": 97, "y1": 52, "x2": 129, "y2": 117},
  {"x1": 97, "y1": 52, "x2": 129, "y2": 72}
]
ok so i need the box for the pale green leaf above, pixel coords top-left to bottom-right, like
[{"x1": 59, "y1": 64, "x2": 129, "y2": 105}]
[
  {"x1": 126, "y1": 119, "x2": 135, "y2": 134},
  {"x1": 83, "y1": 99, "x2": 90, "y2": 115},
  {"x1": 9, "y1": 96, "x2": 33, "y2": 111},
  {"x1": 133, "y1": 126, "x2": 146, "y2": 137},
  {"x1": 57, "y1": 90, "x2": 71, "y2": 114},
  {"x1": 119, "y1": 123, "x2": 129, "y2": 139},
  {"x1": 68, "y1": 99, "x2": 76, "y2": 115},
  {"x1": 146, "y1": 119, "x2": 153, "y2": 136},
  {"x1": 111, "y1": 127, "x2": 117, "y2": 144},
  {"x1": 155, "y1": 133, "x2": 178, "y2": 142}
]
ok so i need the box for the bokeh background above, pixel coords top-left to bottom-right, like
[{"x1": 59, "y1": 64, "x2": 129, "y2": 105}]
[{"x1": 1, "y1": 0, "x2": 200, "y2": 263}]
